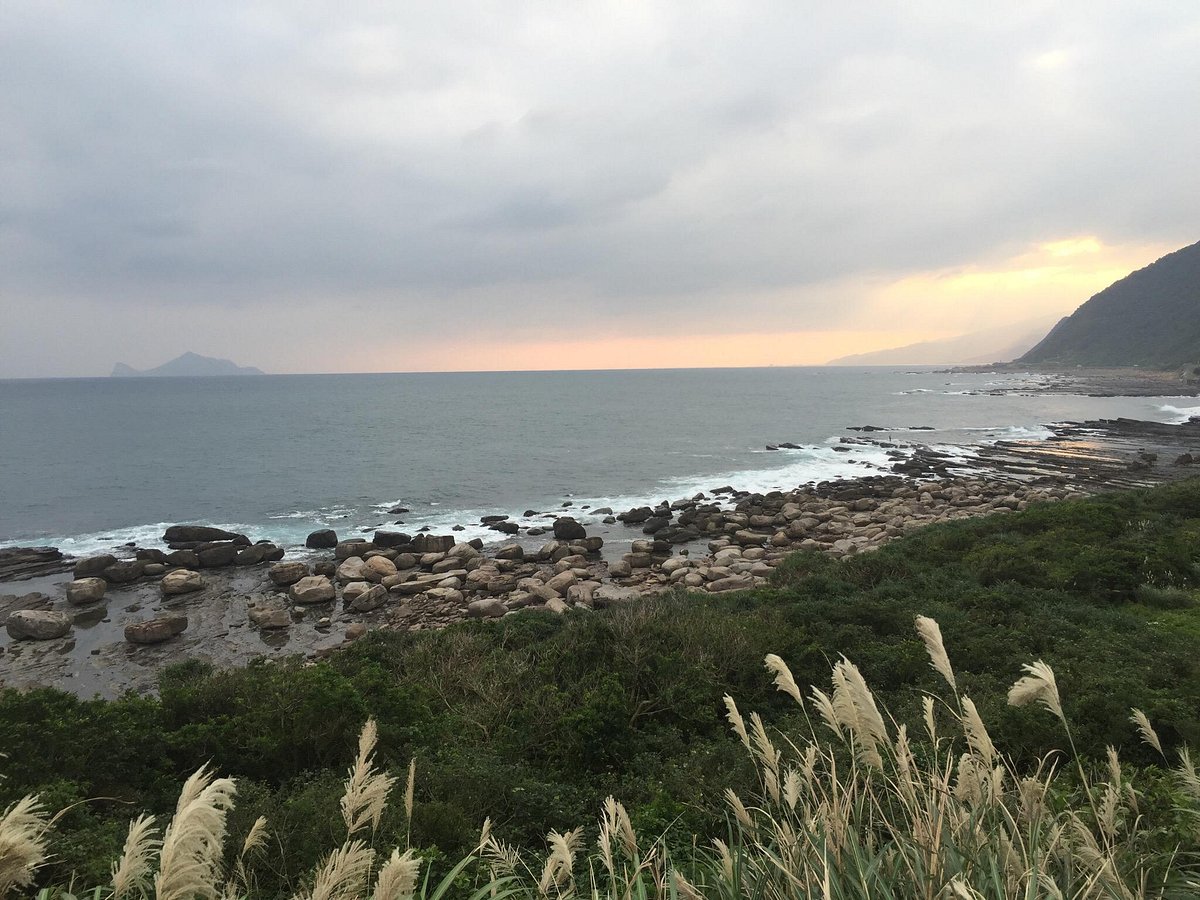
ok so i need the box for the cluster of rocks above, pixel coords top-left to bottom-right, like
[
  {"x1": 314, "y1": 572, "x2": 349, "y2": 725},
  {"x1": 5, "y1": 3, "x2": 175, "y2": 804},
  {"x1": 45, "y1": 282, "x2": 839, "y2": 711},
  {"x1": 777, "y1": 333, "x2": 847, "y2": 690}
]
[
  {"x1": 248, "y1": 518, "x2": 624, "y2": 639},
  {"x1": 3, "y1": 524, "x2": 287, "y2": 646}
]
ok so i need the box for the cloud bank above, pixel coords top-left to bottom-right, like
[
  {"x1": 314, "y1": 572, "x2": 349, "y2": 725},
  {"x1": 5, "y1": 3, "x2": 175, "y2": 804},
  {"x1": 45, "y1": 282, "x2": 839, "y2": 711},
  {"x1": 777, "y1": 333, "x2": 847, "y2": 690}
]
[{"x1": 1, "y1": 2, "x2": 1197, "y2": 375}]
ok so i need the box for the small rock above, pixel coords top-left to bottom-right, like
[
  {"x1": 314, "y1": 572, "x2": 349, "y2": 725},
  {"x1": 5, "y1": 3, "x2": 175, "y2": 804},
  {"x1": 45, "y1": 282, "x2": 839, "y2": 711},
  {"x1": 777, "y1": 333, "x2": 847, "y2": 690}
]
[{"x1": 124, "y1": 615, "x2": 188, "y2": 644}]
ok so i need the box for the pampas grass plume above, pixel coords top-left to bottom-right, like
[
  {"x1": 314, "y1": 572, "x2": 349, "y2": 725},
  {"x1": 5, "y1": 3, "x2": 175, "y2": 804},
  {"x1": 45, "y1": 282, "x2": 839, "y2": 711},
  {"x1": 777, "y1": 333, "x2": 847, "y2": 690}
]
[
  {"x1": 1130, "y1": 708, "x2": 1165, "y2": 758},
  {"x1": 765, "y1": 653, "x2": 803, "y2": 705},
  {"x1": 1007, "y1": 660, "x2": 1064, "y2": 723},
  {"x1": 342, "y1": 718, "x2": 397, "y2": 837},
  {"x1": 111, "y1": 813, "x2": 159, "y2": 899},
  {"x1": 0, "y1": 793, "x2": 51, "y2": 896},
  {"x1": 154, "y1": 765, "x2": 237, "y2": 900},
  {"x1": 915, "y1": 616, "x2": 957, "y2": 694},
  {"x1": 372, "y1": 848, "x2": 421, "y2": 900}
]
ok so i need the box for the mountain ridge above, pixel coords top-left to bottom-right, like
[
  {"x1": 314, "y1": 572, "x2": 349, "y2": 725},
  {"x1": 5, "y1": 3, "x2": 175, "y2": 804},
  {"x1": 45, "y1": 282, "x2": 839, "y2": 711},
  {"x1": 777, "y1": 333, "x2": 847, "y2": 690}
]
[{"x1": 1018, "y1": 240, "x2": 1200, "y2": 369}]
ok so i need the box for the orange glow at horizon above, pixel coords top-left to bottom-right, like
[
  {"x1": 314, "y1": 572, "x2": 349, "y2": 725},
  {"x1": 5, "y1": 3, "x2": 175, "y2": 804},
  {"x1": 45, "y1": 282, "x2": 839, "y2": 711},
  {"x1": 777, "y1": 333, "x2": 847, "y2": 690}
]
[{"x1": 350, "y1": 329, "x2": 949, "y2": 373}]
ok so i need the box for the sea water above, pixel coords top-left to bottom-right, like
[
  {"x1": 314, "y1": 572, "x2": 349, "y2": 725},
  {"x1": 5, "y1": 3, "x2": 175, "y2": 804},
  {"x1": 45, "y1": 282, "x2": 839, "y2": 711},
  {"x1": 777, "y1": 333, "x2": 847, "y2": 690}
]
[{"x1": 0, "y1": 367, "x2": 1187, "y2": 555}]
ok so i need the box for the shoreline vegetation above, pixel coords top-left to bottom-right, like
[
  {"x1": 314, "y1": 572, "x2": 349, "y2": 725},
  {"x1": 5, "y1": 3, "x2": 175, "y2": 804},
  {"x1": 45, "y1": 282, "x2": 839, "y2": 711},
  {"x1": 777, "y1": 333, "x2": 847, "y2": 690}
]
[{"x1": 4, "y1": 477, "x2": 1200, "y2": 895}]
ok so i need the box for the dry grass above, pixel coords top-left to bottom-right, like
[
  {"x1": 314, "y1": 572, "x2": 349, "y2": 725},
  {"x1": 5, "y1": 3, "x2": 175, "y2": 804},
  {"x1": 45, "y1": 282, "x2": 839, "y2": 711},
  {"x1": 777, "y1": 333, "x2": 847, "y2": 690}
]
[{"x1": 11, "y1": 619, "x2": 1200, "y2": 899}]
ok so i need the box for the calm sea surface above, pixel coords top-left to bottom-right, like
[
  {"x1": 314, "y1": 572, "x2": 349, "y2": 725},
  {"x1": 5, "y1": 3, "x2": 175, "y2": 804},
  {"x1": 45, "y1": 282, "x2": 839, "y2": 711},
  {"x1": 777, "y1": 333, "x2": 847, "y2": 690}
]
[{"x1": 1, "y1": 367, "x2": 1195, "y2": 555}]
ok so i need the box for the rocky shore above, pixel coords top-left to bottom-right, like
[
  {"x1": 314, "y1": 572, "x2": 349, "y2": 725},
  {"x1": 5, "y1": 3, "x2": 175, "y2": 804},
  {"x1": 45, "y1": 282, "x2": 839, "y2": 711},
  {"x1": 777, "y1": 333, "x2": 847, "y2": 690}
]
[{"x1": 4, "y1": 414, "x2": 1200, "y2": 696}]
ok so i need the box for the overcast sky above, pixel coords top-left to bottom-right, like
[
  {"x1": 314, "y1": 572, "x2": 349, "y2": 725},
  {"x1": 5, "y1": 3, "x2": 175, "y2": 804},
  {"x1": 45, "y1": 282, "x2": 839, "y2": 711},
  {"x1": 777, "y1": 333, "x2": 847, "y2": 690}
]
[{"x1": 1, "y1": 2, "x2": 1196, "y2": 376}]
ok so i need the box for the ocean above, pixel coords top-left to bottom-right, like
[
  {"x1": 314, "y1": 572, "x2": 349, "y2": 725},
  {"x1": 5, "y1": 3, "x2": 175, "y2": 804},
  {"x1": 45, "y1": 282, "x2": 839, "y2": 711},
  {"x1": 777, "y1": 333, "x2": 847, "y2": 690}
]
[{"x1": 1, "y1": 367, "x2": 1195, "y2": 557}]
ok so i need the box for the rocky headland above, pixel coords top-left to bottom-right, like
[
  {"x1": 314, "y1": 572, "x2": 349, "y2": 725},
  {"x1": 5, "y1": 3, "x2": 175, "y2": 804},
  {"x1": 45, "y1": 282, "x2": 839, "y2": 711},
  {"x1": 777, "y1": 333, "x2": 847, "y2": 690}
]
[{"x1": 4, "y1": 415, "x2": 1200, "y2": 696}]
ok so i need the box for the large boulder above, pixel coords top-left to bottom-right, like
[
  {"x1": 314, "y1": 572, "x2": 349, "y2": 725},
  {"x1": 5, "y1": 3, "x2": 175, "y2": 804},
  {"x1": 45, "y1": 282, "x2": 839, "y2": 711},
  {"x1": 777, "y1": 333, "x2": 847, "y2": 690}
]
[
  {"x1": 65, "y1": 577, "x2": 107, "y2": 606},
  {"x1": 467, "y1": 598, "x2": 507, "y2": 619},
  {"x1": 305, "y1": 529, "x2": 339, "y2": 549},
  {"x1": 411, "y1": 534, "x2": 454, "y2": 554},
  {"x1": 161, "y1": 569, "x2": 206, "y2": 596},
  {"x1": 103, "y1": 560, "x2": 145, "y2": 583},
  {"x1": 164, "y1": 549, "x2": 200, "y2": 568},
  {"x1": 335, "y1": 541, "x2": 375, "y2": 560},
  {"x1": 73, "y1": 554, "x2": 117, "y2": 579},
  {"x1": 591, "y1": 585, "x2": 639, "y2": 607},
  {"x1": 124, "y1": 615, "x2": 188, "y2": 644},
  {"x1": 365, "y1": 556, "x2": 399, "y2": 581},
  {"x1": 268, "y1": 561, "x2": 309, "y2": 587},
  {"x1": 163, "y1": 525, "x2": 246, "y2": 544},
  {"x1": 197, "y1": 543, "x2": 239, "y2": 568},
  {"x1": 552, "y1": 517, "x2": 587, "y2": 541},
  {"x1": 350, "y1": 584, "x2": 388, "y2": 612},
  {"x1": 236, "y1": 543, "x2": 284, "y2": 565},
  {"x1": 336, "y1": 557, "x2": 370, "y2": 583},
  {"x1": 289, "y1": 575, "x2": 336, "y2": 604},
  {"x1": 6, "y1": 609, "x2": 72, "y2": 640},
  {"x1": 494, "y1": 543, "x2": 524, "y2": 561},
  {"x1": 372, "y1": 531, "x2": 412, "y2": 549},
  {"x1": 248, "y1": 605, "x2": 292, "y2": 629}
]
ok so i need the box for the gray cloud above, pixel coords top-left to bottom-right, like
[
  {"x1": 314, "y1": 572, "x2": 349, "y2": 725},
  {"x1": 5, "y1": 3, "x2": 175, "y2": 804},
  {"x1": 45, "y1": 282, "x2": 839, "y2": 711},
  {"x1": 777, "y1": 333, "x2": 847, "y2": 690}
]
[{"x1": 1, "y1": 1, "x2": 1198, "y2": 375}]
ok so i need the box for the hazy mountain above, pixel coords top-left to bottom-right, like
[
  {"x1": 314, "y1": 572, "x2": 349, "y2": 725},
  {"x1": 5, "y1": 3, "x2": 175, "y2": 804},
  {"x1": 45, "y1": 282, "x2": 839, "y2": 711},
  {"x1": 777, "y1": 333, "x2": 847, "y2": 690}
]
[
  {"x1": 1019, "y1": 240, "x2": 1200, "y2": 369},
  {"x1": 110, "y1": 352, "x2": 265, "y2": 377},
  {"x1": 828, "y1": 317, "x2": 1058, "y2": 366}
]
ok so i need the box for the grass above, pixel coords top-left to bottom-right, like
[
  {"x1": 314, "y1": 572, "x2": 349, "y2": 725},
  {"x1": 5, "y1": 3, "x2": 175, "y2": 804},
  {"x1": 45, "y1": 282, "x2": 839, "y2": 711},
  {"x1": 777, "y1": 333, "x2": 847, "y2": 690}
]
[{"x1": 7, "y1": 617, "x2": 1200, "y2": 898}]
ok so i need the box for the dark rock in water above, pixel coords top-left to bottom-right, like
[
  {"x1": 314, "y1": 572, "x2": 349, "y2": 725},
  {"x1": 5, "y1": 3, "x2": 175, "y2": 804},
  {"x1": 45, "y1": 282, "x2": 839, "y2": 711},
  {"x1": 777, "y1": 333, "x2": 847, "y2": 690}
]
[
  {"x1": 388, "y1": 506, "x2": 410, "y2": 515},
  {"x1": 452, "y1": 525, "x2": 465, "y2": 531},
  {"x1": 124, "y1": 615, "x2": 188, "y2": 644},
  {"x1": 552, "y1": 517, "x2": 587, "y2": 541},
  {"x1": 592, "y1": 507, "x2": 613, "y2": 515},
  {"x1": 74, "y1": 554, "x2": 117, "y2": 579},
  {"x1": 305, "y1": 529, "x2": 338, "y2": 549},
  {"x1": 236, "y1": 544, "x2": 282, "y2": 565},
  {"x1": 164, "y1": 549, "x2": 200, "y2": 568},
  {"x1": 102, "y1": 560, "x2": 145, "y2": 583},
  {"x1": 197, "y1": 543, "x2": 239, "y2": 568},
  {"x1": 480, "y1": 515, "x2": 508, "y2": 524},
  {"x1": 642, "y1": 517, "x2": 669, "y2": 535},
  {"x1": 618, "y1": 506, "x2": 653, "y2": 524},
  {"x1": 7, "y1": 609, "x2": 72, "y2": 641},
  {"x1": 523, "y1": 510, "x2": 539, "y2": 517},
  {"x1": 1174, "y1": 453, "x2": 1194, "y2": 466},
  {"x1": 372, "y1": 531, "x2": 411, "y2": 549},
  {"x1": 163, "y1": 525, "x2": 247, "y2": 544},
  {"x1": 490, "y1": 520, "x2": 520, "y2": 534}
]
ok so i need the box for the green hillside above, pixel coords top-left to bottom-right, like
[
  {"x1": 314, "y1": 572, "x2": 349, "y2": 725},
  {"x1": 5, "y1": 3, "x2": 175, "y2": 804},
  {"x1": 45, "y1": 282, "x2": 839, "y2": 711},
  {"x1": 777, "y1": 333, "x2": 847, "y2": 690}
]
[{"x1": 1019, "y1": 239, "x2": 1200, "y2": 368}]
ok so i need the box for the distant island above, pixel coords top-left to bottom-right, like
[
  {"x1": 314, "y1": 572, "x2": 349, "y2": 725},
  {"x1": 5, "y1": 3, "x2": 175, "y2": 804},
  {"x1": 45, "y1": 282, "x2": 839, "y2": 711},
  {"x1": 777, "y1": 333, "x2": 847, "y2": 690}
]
[
  {"x1": 1019, "y1": 239, "x2": 1200, "y2": 369},
  {"x1": 111, "y1": 352, "x2": 265, "y2": 377}
]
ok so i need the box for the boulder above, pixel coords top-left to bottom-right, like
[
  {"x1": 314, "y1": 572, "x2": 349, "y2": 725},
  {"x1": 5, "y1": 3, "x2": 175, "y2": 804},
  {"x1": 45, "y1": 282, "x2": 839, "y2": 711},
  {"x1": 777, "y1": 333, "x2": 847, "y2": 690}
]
[
  {"x1": 248, "y1": 606, "x2": 292, "y2": 629},
  {"x1": 336, "y1": 557, "x2": 370, "y2": 583},
  {"x1": 164, "y1": 549, "x2": 200, "y2": 568},
  {"x1": 102, "y1": 560, "x2": 145, "y2": 583},
  {"x1": 269, "y1": 561, "x2": 309, "y2": 587},
  {"x1": 446, "y1": 542, "x2": 481, "y2": 562},
  {"x1": 143, "y1": 563, "x2": 168, "y2": 576},
  {"x1": 289, "y1": 575, "x2": 336, "y2": 604},
  {"x1": 544, "y1": 597, "x2": 569, "y2": 614},
  {"x1": 236, "y1": 543, "x2": 284, "y2": 565},
  {"x1": 65, "y1": 577, "x2": 107, "y2": 606},
  {"x1": 197, "y1": 543, "x2": 239, "y2": 568},
  {"x1": 6, "y1": 609, "x2": 72, "y2": 640},
  {"x1": 161, "y1": 569, "x2": 206, "y2": 596},
  {"x1": 306, "y1": 529, "x2": 339, "y2": 549},
  {"x1": 335, "y1": 541, "x2": 375, "y2": 560},
  {"x1": 467, "y1": 598, "x2": 507, "y2": 618},
  {"x1": 372, "y1": 531, "x2": 412, "y2": 549},
  {"x1": 365, "y1": 556, "x2": 399, "y2": 580},
  {"x1": 412, "y1": 534, "x2": 454, "y2": 554},
  {"x1": 591, "y1": 585, "x2": 639, "y2": 607},
  {"x1": 73, "y1": 554, "x2": 117, "y2": 578},
  {"x1": 350, "y1": 584, "x2": 388, "y2": 612},
  {"x1": 163, "y1": 525, "x2": 246, "y2": 543},
  {"x1": 707, "y1": 575, "x2": 756, "y2": 593},
  {"x1": 344, "y1": 622, "x2": 369, "y2": 641},
  {"x1": 545, "y1": 570, "x2": 577, "y2": 595},
  {"x1": 494, "y1": 543, "x2": 524, "y2": 561},
  {"x1": 124, "y1": 615, "x2": 188, "y2": 644},
  {"x1": 552, "y1": 517, "x2": 587, "y2": 541}
]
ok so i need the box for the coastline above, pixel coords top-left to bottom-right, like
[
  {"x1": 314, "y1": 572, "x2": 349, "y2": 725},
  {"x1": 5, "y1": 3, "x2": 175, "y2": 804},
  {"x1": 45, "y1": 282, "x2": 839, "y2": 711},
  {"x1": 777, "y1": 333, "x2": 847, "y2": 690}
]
[{"x1": 4, "y1": 401, "x2": 1200, "y2": 697}]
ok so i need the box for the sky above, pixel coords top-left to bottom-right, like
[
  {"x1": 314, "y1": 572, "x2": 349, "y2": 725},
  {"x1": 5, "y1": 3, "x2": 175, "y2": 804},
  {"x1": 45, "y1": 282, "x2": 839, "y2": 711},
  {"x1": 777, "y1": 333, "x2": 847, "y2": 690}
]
[{"x1": 1, "y1": 2, "x2": 1197, "y2": 377}]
